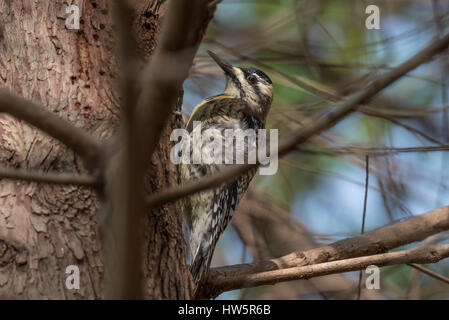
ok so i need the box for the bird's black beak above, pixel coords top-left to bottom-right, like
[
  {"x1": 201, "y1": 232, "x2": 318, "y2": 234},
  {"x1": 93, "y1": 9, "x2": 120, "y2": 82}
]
[{"x1": 207, "y1": 50, "x2": 234, "y2": 76}]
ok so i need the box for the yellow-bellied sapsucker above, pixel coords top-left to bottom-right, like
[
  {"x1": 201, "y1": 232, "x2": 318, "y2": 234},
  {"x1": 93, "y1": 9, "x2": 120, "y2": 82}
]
[{"x1": 180, "y1": 51, "x2": 273, "y2": 286}]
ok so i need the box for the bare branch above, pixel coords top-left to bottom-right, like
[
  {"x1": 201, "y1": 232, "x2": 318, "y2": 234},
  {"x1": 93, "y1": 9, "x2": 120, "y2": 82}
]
[
  {"x1": 357, "y1": 155, "x2": 370, "y2": 299},
  {"x1": 198, "y1": 205, "x2": 449, "y2": 298},
  {"x1": 361, "y1": 109, "x2": 444, "y2": 145},
  {"x1": 408, "y1": 263, "x2": 449, "y2": 285},
  {"x1": 133, "y1": 0, "x2": 217, "y2": 168},
  {"x1": 297, "y1": 145, "x2": 449, "y2": 156},
  {"x1": 233, "y1": 192, "x2": 386, "y2": 299},
  {"x1": 103, "y1": 0, "x2": 143, "y2": 301},
  {"x1": 361, "y1": 104, "x2": 449, "y2": 118},
  {"x1": 146, "y1": 31, "x2": 449, "y2": 207},
  {"x1": 0, "y1": 88, "x2": 101, "y2": 168},
  {"x1": 204, "y1": 244, "x2": 449, "y2": 296},
  {"x1": 105, "y1": 0, "x2": 218, "y2": 299},
  {"x1": 0, "y1": 167, "x2": 97, "y2": 187}
]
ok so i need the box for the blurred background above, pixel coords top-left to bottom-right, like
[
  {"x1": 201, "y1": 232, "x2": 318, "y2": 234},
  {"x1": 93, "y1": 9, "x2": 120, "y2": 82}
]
[{"x1": 184, "y1": 0, "x2": 449, "y2": 299}]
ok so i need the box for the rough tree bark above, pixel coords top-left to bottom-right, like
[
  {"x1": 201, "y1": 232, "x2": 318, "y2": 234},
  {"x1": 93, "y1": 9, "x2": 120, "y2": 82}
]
[
  {"x1": 0, "y1": 0, "x2": 114, "y2": 299},
  {"x1": 0, "y1": 0, "x2": 210, "y2": 299}
]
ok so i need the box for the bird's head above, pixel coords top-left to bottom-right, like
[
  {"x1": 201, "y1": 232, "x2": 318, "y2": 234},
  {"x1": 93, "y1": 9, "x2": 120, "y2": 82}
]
[{"x1": 208, "y1": 50, "x2": 273, "y2": 120}]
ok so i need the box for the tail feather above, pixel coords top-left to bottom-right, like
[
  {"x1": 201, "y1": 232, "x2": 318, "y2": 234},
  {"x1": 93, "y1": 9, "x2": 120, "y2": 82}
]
[{"x1": 190, "y1": 243, "x2": 213, "y2": 285}]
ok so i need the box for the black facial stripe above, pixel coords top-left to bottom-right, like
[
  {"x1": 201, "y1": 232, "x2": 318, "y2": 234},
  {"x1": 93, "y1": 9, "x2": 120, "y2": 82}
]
[
  {"x1": 239, "y1": 67, "x2": 272, "y2": 85},
  {"x1": 227, "y1": 69, "x2": 239, "y2": 84},
  {"x1": 253, "y1": 69, "x2": 272, "y2": 84},
  {"x1": 253, "y1": 80, "x2": 262, "y2": 97},
  {"x1": 237, "y1": 67, "x2": 273, "y2": 105},
  {"x1": 240, "y1": 68, "x2": 262, "y2": 100}
]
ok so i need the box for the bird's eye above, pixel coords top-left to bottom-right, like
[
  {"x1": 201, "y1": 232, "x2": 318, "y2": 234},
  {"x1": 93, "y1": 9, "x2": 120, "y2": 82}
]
[{"x1": 247, "y1": 75, "x2": 257, "y2": 83}]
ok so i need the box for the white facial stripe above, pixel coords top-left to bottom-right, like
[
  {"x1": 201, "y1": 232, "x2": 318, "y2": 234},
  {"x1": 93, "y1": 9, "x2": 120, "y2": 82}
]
[
  {"x1": 234, "y1": 68, "x2": 246, "y2": 85},
  {"x1": 223, "y1": 67, "x2": 243, "y2": 97},
  {"x1": 258, "y1": 82, "x2": 273, "y2": 97},
  {"x1": 254, "y1": 73, "x2": 263, "y2": 82},
  {"x1": 236, "y1": 68, "x2": 260, "y2": 106}
]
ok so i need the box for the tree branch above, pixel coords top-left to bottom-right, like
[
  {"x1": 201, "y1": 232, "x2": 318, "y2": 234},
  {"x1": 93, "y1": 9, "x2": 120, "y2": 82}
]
[
  {"x1": 198, "y1": 205, "x2": 449, "y2": 298},
  {"x1": 297, "y1": 145, "x2": 449, "y2": 156},
  {"x1": 408, "y1": 263, "x2": 449, "y2": 285},
  {"x1": 0, "y1": 89, "x2": 101, "y2": 168},
  {"x1": 0, "y1": 167, "x2": 97, "y2": 187},
  {"x1": 233, "y1": 192, "x2": 386, "y2": 299},
  {"x1": 105, "y1": 0, "x2": 218, "y2": 299},
  {"x1": 204, "y1": 244, "x2": 449, "y2": 296},
  {"x1": 146, "y1": 31, "x2": 449, "y2": 208},
  {"x1": 133, "y1": 0, "x2": 217, "y2": 169}
]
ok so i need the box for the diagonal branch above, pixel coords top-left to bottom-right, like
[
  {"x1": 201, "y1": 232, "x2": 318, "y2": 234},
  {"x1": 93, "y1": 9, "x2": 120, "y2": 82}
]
[
  {"x1": 408, "y1": 263, "x2": 449, "y2": 285},
  {"x1": 0, "y1": 89, "x2": 101, "y2": 168},
  {"x1": 0, "y1": 167, "x2": 98, "y2": 187},
  {"x1": 204, "y1": 244, "x2": 449, "y2": 296},
  {"x1": 361, "y1": 109, "x2": 444, "y2": 145},
  {"x1": 146, "y1": 31, "x2": 449, "y2": 207},
  {"x1": 133, "y1": 0, "x2": 217, "y2": 170},
  {"x1": 198, "y1": 205, "x2": 449, "y2": 298}
]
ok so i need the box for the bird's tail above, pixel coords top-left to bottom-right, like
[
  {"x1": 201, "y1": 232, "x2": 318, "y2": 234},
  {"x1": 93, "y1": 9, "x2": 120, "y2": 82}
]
[{"x1": 190, "y1": 241, "x2": 214, "y2": 286}]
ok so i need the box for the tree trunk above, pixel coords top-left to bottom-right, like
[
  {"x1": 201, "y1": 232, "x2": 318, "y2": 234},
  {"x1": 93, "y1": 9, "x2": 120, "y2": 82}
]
[{"x1": 0, "y1": 0, "x2": 196, "y2": 299}]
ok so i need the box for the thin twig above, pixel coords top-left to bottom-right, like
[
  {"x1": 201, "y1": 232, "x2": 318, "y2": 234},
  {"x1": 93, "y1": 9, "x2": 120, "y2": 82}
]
[
  {"x1": 361, "y1": 155, "x2": 370, "y2": 235},
  {"x1": 297, "y1": 145, "x2": 449, "y2": 156},
  {"x1": 0, "y1": 167, "x2": 97, "y2": 187},
  {"x1": 361, "y1": 105, "x2": 449, "y2": 118},
  {"x1": 207, "y1": 38, "x2": 341, "y2": 101},
  {"x1": 361, "y1": 109, "x2": 444, "y2": 145},
  {"x1": 408, "y1": 263, "x2": 449, "y2": 285},
  {"x1": 357, "y1": 155, "x2": 369, "y2": 300}
]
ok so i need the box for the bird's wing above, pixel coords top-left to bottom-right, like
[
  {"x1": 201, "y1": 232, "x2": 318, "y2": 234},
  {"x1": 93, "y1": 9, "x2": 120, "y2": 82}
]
[{"x1": 186, "y1": 96, "x2": 258, "y2": 132}]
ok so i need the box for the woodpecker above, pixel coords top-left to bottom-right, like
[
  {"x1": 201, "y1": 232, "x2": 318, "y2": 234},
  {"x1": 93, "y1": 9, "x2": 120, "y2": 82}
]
[{"x1": 180, "y1": 51, "x2": 273, "y2": 287}]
